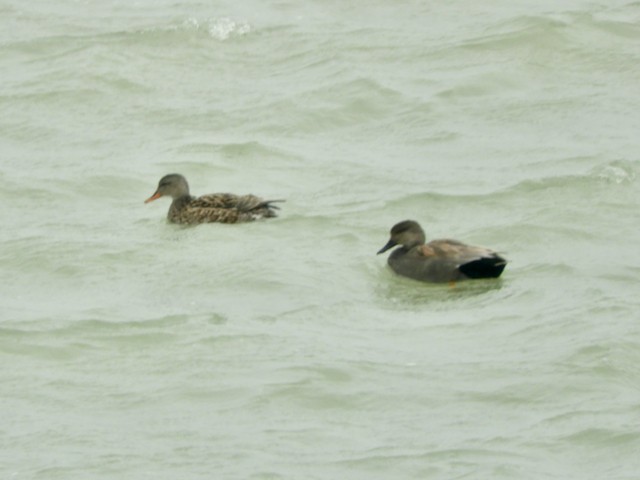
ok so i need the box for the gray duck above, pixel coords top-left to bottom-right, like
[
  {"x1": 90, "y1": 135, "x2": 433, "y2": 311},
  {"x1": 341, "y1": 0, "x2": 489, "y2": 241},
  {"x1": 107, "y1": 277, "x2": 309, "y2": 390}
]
[
  {"x1": 145, "y1": 173, "x2": 283, "y2": 224},
  {"x1": 377, "y1": 220, "x2": 507, "y2": 283}
]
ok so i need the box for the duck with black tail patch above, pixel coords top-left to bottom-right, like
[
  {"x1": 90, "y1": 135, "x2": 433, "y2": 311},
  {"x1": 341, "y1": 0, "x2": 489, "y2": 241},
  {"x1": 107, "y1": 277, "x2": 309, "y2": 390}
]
[{"x1": 377, "y1": 220, "x2": 507, "y2": 283}]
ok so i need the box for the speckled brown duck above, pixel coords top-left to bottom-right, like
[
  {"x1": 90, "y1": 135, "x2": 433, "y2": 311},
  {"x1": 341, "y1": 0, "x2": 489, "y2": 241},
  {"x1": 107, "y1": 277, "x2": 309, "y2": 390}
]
[
  {"x1": 377, "y1": 220, "x2": 507, "y2": 283},
  {"x1": 144, "y1": 173, "x2": 283, "y2": 224}
]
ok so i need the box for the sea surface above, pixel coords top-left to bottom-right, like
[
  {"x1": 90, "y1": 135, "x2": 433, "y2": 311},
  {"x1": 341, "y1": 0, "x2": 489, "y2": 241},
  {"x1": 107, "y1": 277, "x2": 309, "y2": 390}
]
[{"x1": 1, "y1": 1, "x2": 640, "y2": 479}]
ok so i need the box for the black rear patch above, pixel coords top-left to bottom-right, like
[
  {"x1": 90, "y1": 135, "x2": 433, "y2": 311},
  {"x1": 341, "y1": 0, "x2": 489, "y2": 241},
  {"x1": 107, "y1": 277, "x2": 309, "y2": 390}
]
[{"x1": 459, "y1": 256, "x2": 506, "y2": 279}]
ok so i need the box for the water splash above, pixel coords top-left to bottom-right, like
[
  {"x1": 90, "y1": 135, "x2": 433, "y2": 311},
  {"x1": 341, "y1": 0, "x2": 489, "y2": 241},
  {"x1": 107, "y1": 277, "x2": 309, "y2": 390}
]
[
  {"x1": 592, "y1": 160, "x2": 637, "y2": 184},
  {"x1": 181, "y1": 17, "x2": 252, "y2": 41}
]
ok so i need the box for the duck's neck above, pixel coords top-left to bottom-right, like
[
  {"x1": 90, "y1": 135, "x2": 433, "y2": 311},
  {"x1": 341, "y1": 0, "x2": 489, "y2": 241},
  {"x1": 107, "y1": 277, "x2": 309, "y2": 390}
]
[{"x1": 170, "y1": 195, "x2": 193, "y2": 211}]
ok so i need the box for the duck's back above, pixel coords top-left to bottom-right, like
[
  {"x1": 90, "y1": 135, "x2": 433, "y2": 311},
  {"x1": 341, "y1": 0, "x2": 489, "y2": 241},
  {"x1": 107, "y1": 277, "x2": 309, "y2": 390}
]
[
  {"x1": 168, "y1": 193, "x2": 278, "y2": 224},
  {"x1": 388, "y1": 239, "x2": 506, "y2": 282},
  {"x1": 191, "y1": 193, "x2": 263, "y2": 210}
]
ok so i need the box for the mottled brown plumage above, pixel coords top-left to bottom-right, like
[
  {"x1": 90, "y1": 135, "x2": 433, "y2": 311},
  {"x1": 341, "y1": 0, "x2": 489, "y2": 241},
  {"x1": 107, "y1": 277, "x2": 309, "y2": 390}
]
[
  {"x1": 145, "y1": 173, "x2": 283, "y2": 224},
  {"x1": 377, "y1": 220, "x2": 507, "y2": 283}
]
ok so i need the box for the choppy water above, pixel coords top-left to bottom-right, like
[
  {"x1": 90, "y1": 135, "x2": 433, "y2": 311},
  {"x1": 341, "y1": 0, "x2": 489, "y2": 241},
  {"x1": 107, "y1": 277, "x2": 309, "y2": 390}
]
[{"x1": 2, "y1": 1, "x2": 640, "y2": 478}]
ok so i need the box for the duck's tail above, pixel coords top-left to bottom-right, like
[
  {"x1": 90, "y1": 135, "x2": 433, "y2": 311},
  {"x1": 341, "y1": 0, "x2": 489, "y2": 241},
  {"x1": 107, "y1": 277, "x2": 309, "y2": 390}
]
[
  {"x1": 259, "y1": 199, "x2": 285, "y2": 210},
  {"x1": 459, "y1": 254, "x2": 507, "y2": 279},
  {"x1": 251, "y1": 199, "x2": 285, "y2": 218}
]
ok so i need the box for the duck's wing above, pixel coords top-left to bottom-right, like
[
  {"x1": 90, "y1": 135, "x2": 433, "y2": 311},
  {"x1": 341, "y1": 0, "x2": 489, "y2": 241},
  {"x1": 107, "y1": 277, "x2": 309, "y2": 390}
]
[
  {"x1": 195, "y1": 193, "x2": 283, "y2": 213},
  {"x1": 170, "y1": 193, "x2": 282, "y2": 224},
  {"x1": 171, "y1": 204, "x2": 253, "y2": 224},
  {"x1": 422, "y1": 239, "x2": 505, "y2": 264},
  {"x1": 424, "y1": 239, "x2": 506, "y2": 279},
  {"x1": 190, "y1": 193, "x2": 251, "y2": 210}
]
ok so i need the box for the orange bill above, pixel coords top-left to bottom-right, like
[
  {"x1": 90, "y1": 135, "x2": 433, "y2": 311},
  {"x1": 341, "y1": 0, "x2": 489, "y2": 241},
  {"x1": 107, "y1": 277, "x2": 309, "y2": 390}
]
[{"x1": 144, "y1": 191, "x2": 162, "y2": 203}]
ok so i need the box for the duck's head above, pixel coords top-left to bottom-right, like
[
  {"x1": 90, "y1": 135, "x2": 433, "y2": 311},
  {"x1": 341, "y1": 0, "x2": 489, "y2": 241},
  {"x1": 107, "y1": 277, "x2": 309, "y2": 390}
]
[
  {"x1": 377, "y1": 220, "x2": 426, "y2": 254},
  {"x1": 145, "y1": 174, "x2": 190, "y2": 203}
]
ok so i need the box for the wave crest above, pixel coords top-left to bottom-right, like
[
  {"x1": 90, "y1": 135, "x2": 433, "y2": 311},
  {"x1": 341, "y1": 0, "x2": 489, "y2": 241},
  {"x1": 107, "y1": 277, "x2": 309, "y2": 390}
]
[{"x1": 181, "y1": 17, "x2": 252, "y2": 41}]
